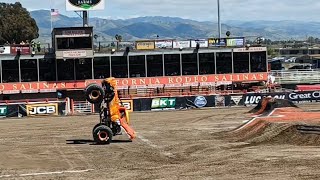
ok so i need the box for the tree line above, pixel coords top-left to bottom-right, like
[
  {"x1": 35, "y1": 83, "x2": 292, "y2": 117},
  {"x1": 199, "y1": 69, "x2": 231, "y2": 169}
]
[{"x1": 0, "y1": 2, "x2": 39, "y2": 45}]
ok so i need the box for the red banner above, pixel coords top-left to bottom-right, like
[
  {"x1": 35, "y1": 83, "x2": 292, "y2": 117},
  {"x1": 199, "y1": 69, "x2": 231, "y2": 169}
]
[
  {"x1": 0, "y1": 73, "x2": 268, "y2": 93},
  {"x1": 10, "y1": 45, "x2": 31, "y2": 55}
]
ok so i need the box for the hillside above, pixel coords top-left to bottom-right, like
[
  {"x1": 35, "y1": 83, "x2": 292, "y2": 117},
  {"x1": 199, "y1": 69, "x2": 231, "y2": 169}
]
[{"x1": 30, "y1": 10, "x2": 320, "y2": 43}]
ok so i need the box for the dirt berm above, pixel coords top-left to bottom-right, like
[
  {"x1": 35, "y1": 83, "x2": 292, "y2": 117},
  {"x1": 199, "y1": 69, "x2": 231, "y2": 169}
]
[{"x1": 225, "y1": 97, "x2": 320, "y2": 146}]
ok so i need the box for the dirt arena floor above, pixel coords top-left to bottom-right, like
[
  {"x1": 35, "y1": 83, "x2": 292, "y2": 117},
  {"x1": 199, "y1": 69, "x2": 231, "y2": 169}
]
[{"x1": 1, "y1": 104, "x2": 320, "y2": 180}]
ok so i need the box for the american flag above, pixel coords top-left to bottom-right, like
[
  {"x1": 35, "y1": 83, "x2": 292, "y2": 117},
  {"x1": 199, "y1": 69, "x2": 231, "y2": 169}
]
[{"x1": 51, "y1": 9, "x2": 59, "y2": 16}]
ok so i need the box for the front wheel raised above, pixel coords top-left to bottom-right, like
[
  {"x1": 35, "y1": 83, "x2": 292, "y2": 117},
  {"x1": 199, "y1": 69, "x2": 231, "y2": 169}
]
[{"x1": 93, "y1": 125, "x2": 113, "y2": 144}]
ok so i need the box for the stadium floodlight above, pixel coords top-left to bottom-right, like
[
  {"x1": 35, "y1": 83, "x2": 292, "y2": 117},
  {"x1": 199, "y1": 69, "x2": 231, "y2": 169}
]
[
  {"x1": 179, "y1": 47, "x2": 183, "y2": 51},
  {"x1": 111, "y1": 48, "x2": 116, "y2": 54}
]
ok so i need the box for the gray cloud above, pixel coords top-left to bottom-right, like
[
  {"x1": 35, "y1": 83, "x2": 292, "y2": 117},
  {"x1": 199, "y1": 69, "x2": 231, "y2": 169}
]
[{"x1": 1, "y1": 0, "x2": 319, "y2": 21}]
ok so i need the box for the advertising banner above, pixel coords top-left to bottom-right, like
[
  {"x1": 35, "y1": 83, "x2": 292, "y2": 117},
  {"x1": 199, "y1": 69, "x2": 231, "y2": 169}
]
[
  {"x1": 173, "y1": 40, "x2": 190, "y2": 48},
  {"x1": 26, "y1": 103, "x2": 59, "y2": 116},
  {"x1": 136, "y1": 41, "x2": 155, "y2": 50},
  {"x1": 233, "y1": 47, "x2": 267, "y2": 52},
  {"x1": 191, "y1": 39, "x2": 208, "y2": 48},
  {"x1": 242, "y1": 93, "x2": 287, "y2": 106},
  {"x1": 0, "y1": 46, "x2": 10, "y2": 54},
  {"x1": 66, "y1": 0, "x2": 105, "y2": 11},
  {"x1": 155, "y1": 40, "x2": 173, "y2": 49},
  {"x1": 151, "y1": 97, "x2": 176, "y2": 111},
  {"x1": 287, "y1": 91, "x2": 320, "y2": 103},
  {"x1": 226, "y1": 38, "x2": 245, "y2": 47},
  {"x1": 215, "y1": 95, "x2": 225, "y2": 107},
  {"x1": 120, "y1": 100, "x2": 133, "y2": 112},
  {"x1": 185, "y1": 96, "x2": 215, "y2": 109},
  {"x1": 10, "y1": 45, "x2": 31, "y2": 55},
  {"x1": 0, "y1": 73, "x2": 268, "y2": 93},
  {"x1": 208, "y1": 38, "x2": 226, "y2": 47},
  {"x1": 63, "y1": 50, "x2": 87, "y2": 58},
  {"x1": 0, "y1": 106, "x2": 7, "y2": 117}
]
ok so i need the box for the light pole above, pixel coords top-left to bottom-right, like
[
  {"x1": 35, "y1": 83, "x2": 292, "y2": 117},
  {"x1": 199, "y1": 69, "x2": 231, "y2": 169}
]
[{"x1": 217, "y1": 0, "x2": 221, "y2": 39}]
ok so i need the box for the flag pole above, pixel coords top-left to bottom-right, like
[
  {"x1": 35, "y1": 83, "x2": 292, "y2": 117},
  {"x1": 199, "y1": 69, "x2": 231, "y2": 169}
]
[{"x1": 50, "y1": 0, "x2": 53, "y2": 33}]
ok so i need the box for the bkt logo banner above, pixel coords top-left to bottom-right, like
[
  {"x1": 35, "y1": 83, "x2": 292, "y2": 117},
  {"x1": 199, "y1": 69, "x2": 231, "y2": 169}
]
[
  {"x1": 26, "y1": 103, "x2": 58, "y2": 116},
  {"x1": 151, "y1": 98, "x2": 176, "y2": 110},
  {"x1": 0, "y1": 106, "x2": 7, "y2": 116}
]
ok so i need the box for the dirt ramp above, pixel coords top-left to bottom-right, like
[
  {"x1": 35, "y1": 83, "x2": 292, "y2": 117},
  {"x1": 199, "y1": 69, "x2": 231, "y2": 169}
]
[
  {"x1": 248, "y1": 97, "x2": 298, "y2": 115},
  {"x1": 226, "y1": 120, "x2": 320, "y2": 146}
]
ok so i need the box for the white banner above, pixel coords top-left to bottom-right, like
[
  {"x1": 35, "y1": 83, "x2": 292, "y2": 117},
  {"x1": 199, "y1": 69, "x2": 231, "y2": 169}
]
[
  {"x1": 0, "y1": 46, "x2": 10, "y2": 54},
  {"x1": 63, "y1": 50, "x2": 87, "y2": 58},
  {"x1": 155, "y1": 40, "x2": 173, "y2": 49},
  {"x1": 66, "y1": 0, "x2": 105, "y2": 11},
  {"x1": 173, "y1": 40, "x2": 190, "y2": 48},
  {"x1": 233, "y1": 47, "x2": 267, "y2": 52},
  {"x1": 191, "y1": 39, "x2": 208, "y2": 48}
]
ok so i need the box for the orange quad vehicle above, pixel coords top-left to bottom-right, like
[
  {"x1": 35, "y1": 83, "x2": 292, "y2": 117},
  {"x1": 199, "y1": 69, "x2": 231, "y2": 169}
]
[{"x1": 84, "y1": 77, "x2": 136, "y2": 144}]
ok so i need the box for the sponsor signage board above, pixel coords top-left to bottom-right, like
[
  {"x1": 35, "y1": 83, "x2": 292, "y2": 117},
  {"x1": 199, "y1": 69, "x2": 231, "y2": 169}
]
[
  {"x1": 136, "y1": 41, "x2": 155, "y2": 50},
  {"x1": 0, "y1": 106, "x2": 7, "y2": 117},
  {"x1": 155, "y1": 40, "x2": 173, "y2": 49},
  {"x1": 26, "y1": 103, "x2": 58, "y2": 116},
  {"x1": 0, "y1": 46, "x2": 10, "y2": 54},
  {"x1": 194, "y1": 96, "x2": 207, "y2": 108},
  {"x1": 233, "y1": 47, "x2": 267, "y2": 52},
  {"x1": 120, "y1": 100, "x2": 133, "y2": 112},
  {"x1": 226, "y1": 38, "x2": 245, "y2": 47},
  {"x1": 191, "y1": 39, "x2": 208, "y2": 48},
  {"x1": 173, "y1": 40, "x2": 190, "y2": 48},
  {"x1": 151, "y1": 98, "x2": 176, "y2": 111},
  {"x1": 10, "y1": 45, "x2": 31, "y2": 55},
  {"x1": 230, "y1": 96, "x2": 243, "y2": 106},
  {"x1": 287, "y1": 91, "x2": 320, "y2": 103},
  {"x1": 0, "y1": 73, "x2": 268, "y2": 93},
  {"x1": 243, "y1": 93, "x2": 286, "y2": 105},
  {"x1": 63, "y1": 50, "x2": 87, "y2": 58},
  {"x1": 66, "y1": 0, "x2": 105, "y2": 11},
  {"x1": 208, "y1": 38, "x2": 226, "y2": 47},
  {"x1": 61, "y1": 30, "x2": 87, "y2": 37}
]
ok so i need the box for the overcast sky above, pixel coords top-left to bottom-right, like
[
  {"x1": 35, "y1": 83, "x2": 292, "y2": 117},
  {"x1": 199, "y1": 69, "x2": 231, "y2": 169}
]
[{"x1": 1, "y1": 0, "x2": 319, "y2": 21}]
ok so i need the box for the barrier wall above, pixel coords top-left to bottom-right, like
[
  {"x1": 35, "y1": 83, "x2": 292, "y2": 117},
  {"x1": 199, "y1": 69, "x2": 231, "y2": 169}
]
[
  {"x1": 128, "y1": 91, "x2": 320, "y2": 111},
  {"x1": 2, "y1": 91, "x2": 320, "y2": 118}
]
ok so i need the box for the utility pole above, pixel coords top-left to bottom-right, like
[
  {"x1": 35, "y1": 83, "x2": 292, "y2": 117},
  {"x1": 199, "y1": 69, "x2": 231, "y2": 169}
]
[
  {"x1": 217, "y1": 0, "x2": 221, "y2": 39},
  {"x1": 83, "y1": 11, "x2": 88, "y2": 26}
]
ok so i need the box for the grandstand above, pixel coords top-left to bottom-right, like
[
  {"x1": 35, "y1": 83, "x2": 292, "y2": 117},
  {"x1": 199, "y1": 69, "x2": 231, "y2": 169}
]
[{"x1": 0, "y1": 26, "x2": 269, "y2": 100}]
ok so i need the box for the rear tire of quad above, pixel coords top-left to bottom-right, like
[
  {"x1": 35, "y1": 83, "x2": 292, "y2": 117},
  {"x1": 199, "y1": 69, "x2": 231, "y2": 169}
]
[{"x1": 93, "y1": 125, "x2": 113, "y2": 144}]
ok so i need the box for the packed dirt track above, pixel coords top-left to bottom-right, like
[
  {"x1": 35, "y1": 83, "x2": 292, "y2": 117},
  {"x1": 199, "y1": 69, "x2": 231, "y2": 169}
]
[{"x1": 1, "y1": 104, "x2": 320, "y2": 179}]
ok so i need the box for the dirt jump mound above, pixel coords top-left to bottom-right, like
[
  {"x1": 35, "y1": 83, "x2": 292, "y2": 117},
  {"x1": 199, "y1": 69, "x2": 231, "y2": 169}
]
[
  {"x1": 248, "y1": 97, "x2": 298, "y2": 115},
  {"x1": 226, "y1": 97, "x2": 320, "y2": 146}
]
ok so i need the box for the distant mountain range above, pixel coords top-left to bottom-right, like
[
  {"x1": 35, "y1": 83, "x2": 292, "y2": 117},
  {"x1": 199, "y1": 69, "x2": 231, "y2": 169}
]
[{"x1": 30, "y1": 10, "x2": 320, "y2": 43}]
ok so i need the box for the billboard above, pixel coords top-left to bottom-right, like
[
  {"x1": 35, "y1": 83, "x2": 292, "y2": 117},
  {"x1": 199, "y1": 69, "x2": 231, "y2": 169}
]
[
  {"x1": 151, "y1": 98, "x2": 176, "y2": 111},
  {"x1": 208, "y1": 38, "x2": 226, "y2": 47},
  {"x1": 10, "y1": 45, "x2": 31, "y2": 55},
  {"x1": 66, "y1": 0, "x2": 105, "y2": 11},
  {"x1": 191, "y1": 39, "x2": 208, "y2": 48},
  {"x1": 135, "y1": 41, "x2": 155, "y2": 50},
  {"x1": 26, "y1": 103, "x2": 59, "y2": 116},
  {"x1": 155, "y1": 40, "x2": 173, "y2": 49},
  {"x1": 0, "y1": 46, "x2": 10, "y2": 55},
  {"x1": 173, "y1": 40, "x2": 190, "y2": 48},
  {"x1": 226, "y1": 38, "x2": 245, "y2": 47}
]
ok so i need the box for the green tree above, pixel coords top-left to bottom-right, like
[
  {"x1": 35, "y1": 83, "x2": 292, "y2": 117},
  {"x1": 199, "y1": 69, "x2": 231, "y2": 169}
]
[{"x1": 0, "y1": 2, "x2": 39, "y2": 44}]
